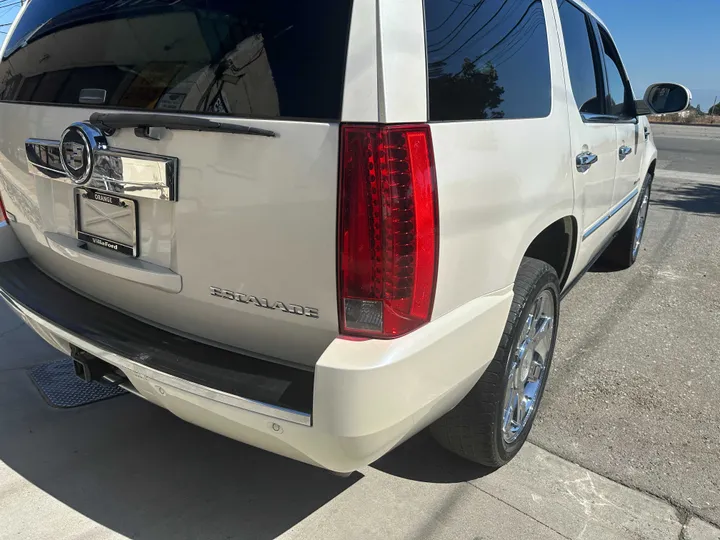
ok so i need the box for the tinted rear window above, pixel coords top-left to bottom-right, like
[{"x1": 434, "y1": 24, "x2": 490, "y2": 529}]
[
  {"x1": 0, "y1": 0, "x2": 353, "y2": 121},
  {"x1": 425, "y1": 0, "x2": 552, "y2": 121}
]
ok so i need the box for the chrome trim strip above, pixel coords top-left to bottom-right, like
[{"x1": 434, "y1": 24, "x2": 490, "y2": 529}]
[
  {"x1": 582, "y1": 187, "x2": 639, "y2": 241},
  {"x1": 25, "y1": 138, "x2": 178, "y2": 201},
  {"x1": 0, "y1": 289, "x2": 312, "y2": 426}
]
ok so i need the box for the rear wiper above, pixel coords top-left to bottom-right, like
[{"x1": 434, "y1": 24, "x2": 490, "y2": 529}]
[{"x1": 89, "y1": 112, "x2": 277, "y2": 140}]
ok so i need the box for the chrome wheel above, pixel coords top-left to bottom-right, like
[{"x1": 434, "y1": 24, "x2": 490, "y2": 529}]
[
  {"x1": 633, "y1": 192, "x2": 650, "y2": 258},
  {"x1": 502, "y1": 290, "x2": 556, "y2": 444}
]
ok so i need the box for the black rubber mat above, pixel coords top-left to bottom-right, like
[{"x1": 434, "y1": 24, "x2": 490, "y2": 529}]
[{"x1": 28, "y1": 358, "x2": 126, "y2": 408}]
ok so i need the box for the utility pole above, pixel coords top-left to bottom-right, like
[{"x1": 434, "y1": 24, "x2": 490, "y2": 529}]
[{"x1": 712, "y1": 96, "x2": 718, "y2": 117}]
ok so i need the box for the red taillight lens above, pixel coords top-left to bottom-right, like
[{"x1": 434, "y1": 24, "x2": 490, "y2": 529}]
[{"x1": 338, "y1": 124, "x2": 438, "y2": 338}]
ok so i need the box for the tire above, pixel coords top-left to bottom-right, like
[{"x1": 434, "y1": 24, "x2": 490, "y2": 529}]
[
  {"x1": 430, "y1": 257, "x2": 560, "y2": 468},
  {"x1": 599, "y1": 174, "x2": 652, "y2": 269}
]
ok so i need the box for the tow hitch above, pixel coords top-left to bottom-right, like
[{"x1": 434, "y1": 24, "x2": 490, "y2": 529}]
[{"x1": 71, "y1": 345, "x2": 119, "y2": 384}]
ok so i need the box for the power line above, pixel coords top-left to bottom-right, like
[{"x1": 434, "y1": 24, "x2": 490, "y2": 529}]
[
  {"x1": 427, "y1": 2, "x2": 483, "y2": 50},
  {"x1": 467, "y1": 1, "x2": 542, "y2": 65},
  {"x1": 427, "y1": 1, "x2": 464, "y2": 33}
]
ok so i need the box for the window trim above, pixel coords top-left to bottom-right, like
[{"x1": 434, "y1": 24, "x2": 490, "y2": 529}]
[
  {"x1": 559, "y1": 0, "x2": 637, "y2": 125},
  {"x1": 595, "y1": 24, "x2": 638, "y2": 123}
]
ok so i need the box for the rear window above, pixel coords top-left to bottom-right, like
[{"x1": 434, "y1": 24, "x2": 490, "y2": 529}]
[
  {"x1": 0, "y1": 0, "x2": 353, "y2": 121},
  {"x1": 425, "y1": 0, "x2": 552, "y2": 121}
]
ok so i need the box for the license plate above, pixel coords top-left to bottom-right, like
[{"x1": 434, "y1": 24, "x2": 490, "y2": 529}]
[{"x1": 76, "y1": 189, "x2": 138, "y2": 257}]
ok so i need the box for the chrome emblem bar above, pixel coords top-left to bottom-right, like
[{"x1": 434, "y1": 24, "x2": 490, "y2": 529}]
[{"x1": 26, "y1": 124, "x2": 178, "y2": 202}]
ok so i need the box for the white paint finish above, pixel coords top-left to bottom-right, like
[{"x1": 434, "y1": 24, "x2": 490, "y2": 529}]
[
  {"x1": 2, "y1": 280, "x2": 511, "y2": 472},
  {"x1": 431, "y1": 0, "x2": 573, "y2": 315},
  {"x1": 45, "y1": 233, "x2": 182, "y2": 293},
  {"x1": 0, "y1": 224, "x2": 26, "y2": 262},
  {"x1": 0, "y1": 0, "x2": 671, "y2": 471},
  {"x1": 341, "y1": 0, "x2": 379, "y2": 122},
  {"x1": 314, "y1": 285, "x2": 513, "y2": 439},
  {"x1": 614, "y1": 121, "x2": 645, "y2": 204},
  {"x1": 0, "y1": 103, "x2": 340, "y2": 367},
  {"x1": 377, "y1": 0, "x2": 427, "y2": 123},
  {"x1": 0, "y1": 1, "x2": 28, "y2": 59},
  {"x1": 550, "y1": 3, "x2": 616, "y2": 233},
  {"x1": 546, "y1": 0, "x2": 657, "y2": 285}
]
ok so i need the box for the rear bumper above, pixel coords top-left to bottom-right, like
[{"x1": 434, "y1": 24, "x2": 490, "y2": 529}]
[{"x1": 0, "y1": 259, "x2": 512, "y2": 472}]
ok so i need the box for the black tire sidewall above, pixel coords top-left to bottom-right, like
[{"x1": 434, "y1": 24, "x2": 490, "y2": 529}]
[{"x1": 495, "y1": 269, "x2": 560, "y2": 462}]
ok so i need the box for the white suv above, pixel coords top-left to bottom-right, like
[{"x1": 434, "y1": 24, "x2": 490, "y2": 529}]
[{"x1": 0, "y1": 0, "x2": 689, "y2": 472}]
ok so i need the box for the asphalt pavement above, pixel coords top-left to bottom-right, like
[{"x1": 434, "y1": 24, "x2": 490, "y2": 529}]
[
  {"x1": 531, "y1": 123, "x2": 720, "y2": 528},
  {"x1": 1, "y1": 123, "x2": 719, "y2": 539}
]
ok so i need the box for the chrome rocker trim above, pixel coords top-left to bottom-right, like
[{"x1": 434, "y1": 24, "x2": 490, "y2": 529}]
[{"x1": 582, "y1": 187, "x2": 639, "y2": 241}]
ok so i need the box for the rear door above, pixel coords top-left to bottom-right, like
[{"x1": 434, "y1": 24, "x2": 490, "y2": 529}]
[
  {"x1": 556, "y1": 1, "x2": 617, "y2": 251},
  {"x1": 0, "y1": 0, "x2": 354, "y2": 368},
  {"x1": 596, "y1": 25, "x2": 645, "y2": 204}
]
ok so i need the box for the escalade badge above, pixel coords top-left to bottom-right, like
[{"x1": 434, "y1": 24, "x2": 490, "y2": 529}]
[{"x1": 210, "y1": 287, "x2": 319, "y2": 319}]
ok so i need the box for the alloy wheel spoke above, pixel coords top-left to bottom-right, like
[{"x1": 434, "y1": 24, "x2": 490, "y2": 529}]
[{"x1": 502, "y1": 289, "x2": 556, "y2": 444}]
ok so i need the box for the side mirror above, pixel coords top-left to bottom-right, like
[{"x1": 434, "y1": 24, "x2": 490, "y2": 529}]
[{"x1": 637, "y1": 83, "x2": 692, "y2": 116}]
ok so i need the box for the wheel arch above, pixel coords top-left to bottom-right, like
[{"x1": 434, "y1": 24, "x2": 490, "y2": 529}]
[{"x1": 521, "y1": 215, "x2": 578, "y2": 290}]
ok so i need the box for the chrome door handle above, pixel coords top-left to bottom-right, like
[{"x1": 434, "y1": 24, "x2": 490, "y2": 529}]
[
  {"x1": 619, "y1": 145, "x2": 632, "y2": 160},
  {"x1": 576, "y1": 151, "x2": 598, "y2": 172}
]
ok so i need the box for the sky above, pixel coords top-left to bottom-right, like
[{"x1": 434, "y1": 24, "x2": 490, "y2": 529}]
[
  {"x1": 585, "y1": 0, "x2": 720, "y2": 111},
  {"x1": 0, "y1": 0, "x2": 719, "y2": 111}
]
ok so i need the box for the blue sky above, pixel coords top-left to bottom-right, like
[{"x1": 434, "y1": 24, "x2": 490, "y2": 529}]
[
  {"x1": 0, "y1": 1, "x2": 719, "y2": 110},
  {"x1": 585, "y1": 0, "x2": 720, "y2": 111}
]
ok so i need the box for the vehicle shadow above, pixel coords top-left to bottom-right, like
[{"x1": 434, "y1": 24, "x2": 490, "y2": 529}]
[
  {"x1": 372, "y1": 429, "x2": 495, "y2": 483},
  {"x1": 652, "y1": 181, "x2": 720, "y2": 216},
  {"x1": 0, "y1": 377, "x2": 360, "y2": 540}
]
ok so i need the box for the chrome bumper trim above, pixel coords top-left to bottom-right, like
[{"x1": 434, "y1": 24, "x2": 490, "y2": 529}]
[{"x1": 0, "y1": 289, "x2": 312, "y2": 427}]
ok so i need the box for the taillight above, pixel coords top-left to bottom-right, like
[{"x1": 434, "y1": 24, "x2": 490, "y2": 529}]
[{"x1": 338, "y1": 124, "x2": 439, "y2": 338}]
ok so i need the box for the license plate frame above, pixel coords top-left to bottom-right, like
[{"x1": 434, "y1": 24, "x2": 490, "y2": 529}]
[{"x1": 75, "y1": 188, "x2": 138, "y2": 257}]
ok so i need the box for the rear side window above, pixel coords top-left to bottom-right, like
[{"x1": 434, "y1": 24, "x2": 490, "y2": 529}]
[
  {"x1": 425, "y1": 0, "x2": 552, "y2": 121},
  {"x1": 0, "y1": 0, "x2": 353, "y2": 121},
  {"x1": 599, "y1": 28, "x2": 633, "y2": 118},
  {"x1": 557, "y1": 0, "x2": 603, "y2": 115}
]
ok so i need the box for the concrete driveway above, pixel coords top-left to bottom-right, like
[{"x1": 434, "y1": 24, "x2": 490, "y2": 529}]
[{"x1": 1, "y1": 123, "x2": 719, "y2": 539}]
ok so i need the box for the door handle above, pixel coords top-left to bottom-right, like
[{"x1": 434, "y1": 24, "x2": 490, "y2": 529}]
[
  {"x1": 576, "y1": 151, "x2": 598, "y2": 172},
  {"x1": 619, "y1": 145, "x2": 632, "y2": 160}
]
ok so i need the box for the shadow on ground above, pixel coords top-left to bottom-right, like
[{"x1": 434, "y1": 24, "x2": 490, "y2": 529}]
[
  {"x1": 0, "y1": 375, "x2": 360, "y2": 540},
  {"x1": 653, "y1": 182, "x2": 720, "y2": 216},
  {"x1": 0, "y1": 296, "x2": 496, "y2": 539},
  {"x1": 0, "y1": 368, "x2": 492, "y2": 539},
  {"x1": 373, "y1": 430, "x2": 494, "y2": 484}
]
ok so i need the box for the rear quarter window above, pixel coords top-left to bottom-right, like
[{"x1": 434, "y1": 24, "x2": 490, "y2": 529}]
[
  {"x1": 425, "y1": 0, "x2": 552, "y2": 121},
  {"x1": 0, "y1": 0, "x2": 353, "y2": 121}
]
